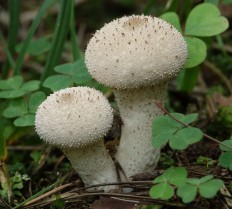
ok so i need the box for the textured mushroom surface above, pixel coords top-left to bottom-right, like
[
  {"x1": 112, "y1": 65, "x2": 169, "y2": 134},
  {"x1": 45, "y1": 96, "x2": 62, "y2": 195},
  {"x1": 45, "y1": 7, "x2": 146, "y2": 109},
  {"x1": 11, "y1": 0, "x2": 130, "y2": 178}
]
[
  {"x1": 84, "y1": 15, "x2": 188, "y2": 181},
  {"x1": 35, "y1": 87, "x2": 113, "y2": 148},
  {"x1": 85, "y1": 15, "x2": 187, "y2": 89},
  {"x1": 114, "y1": 85, "x2": 167, "y2": 177},
  {"x1": 35, "y1": 87, "x2": 118, "y2": 192}
]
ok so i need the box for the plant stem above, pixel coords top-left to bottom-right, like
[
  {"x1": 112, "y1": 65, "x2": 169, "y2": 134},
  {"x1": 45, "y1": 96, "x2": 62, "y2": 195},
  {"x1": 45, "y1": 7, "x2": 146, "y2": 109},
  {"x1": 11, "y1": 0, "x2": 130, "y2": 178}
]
[
  {"x1": 12, "y1": 176, "x2": 66, "y2": 209},
  {"x1": 14, "y1": 0, "x2": 56, "y2": 75},
  {"x1": 1, "y1": 0, "x2": 19, "y2": 78},
  {"x1": 204, "y1": 60, "x2": 232, "y2": 95},
  {"x1": 0, "y1": 31, "x2": 15, "y2": 74},
  {"x1": 40, "y1": 0, "x2": 72, "y2": 82},
  {"x1": 70, "y1": 0, "x2": 82, "y2": 60}
]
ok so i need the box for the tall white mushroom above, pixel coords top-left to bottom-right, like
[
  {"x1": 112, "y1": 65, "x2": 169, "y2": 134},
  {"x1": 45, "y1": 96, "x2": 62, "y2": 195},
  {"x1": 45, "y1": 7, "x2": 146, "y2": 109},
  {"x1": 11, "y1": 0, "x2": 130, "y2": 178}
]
[
  {"x1": 85, "y1": 15, "x2": 188, "y2": 179},
  {"x1": 35, "y1": 87, "x2": 118, "y2": 191}
]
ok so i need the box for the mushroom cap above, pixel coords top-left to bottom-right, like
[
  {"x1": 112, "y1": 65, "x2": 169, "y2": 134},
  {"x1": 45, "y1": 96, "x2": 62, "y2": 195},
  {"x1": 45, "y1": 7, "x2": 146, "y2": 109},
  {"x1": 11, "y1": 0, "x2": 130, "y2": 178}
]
[
  {"x1": 35, "y1": 87, "x2": 113, "y2": 148},
  {"x1": 85, "y1": 15, "x2": 188, "y2": 89}
]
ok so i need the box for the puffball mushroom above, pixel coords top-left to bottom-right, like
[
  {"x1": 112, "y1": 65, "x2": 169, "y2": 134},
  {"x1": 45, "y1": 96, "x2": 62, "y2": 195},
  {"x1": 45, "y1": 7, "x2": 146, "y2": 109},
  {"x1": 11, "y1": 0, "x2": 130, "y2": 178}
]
[
  {"x1": 85, "y1": 15, "x2": 188, "y2": 179},
  {"x1": 35, "y1": 87, "x2": 118, "y2": 191}
]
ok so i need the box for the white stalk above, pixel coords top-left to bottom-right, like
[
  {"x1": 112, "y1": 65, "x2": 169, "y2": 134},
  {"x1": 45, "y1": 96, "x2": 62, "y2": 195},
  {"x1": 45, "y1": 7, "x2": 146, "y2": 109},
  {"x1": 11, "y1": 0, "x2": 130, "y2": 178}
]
[
  {"x1": 114, "y1": 83, "x2": 167, "y2": 179},
  {"x1": 63, "y1": 140, "x2": 118, "y2": 192}
]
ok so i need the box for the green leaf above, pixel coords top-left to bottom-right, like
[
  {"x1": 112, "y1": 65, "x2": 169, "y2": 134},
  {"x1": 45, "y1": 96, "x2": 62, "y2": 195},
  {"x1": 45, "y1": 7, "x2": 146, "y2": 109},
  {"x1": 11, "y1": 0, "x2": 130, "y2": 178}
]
[
  {"x1": 184, "y1": 37, "x2": 207, "y2": 68},
  {"x1": 21, "y1": 80, "x2": 40, "y2": 92},
  {"x1": 29, "y1": 91, "x2": 46, "y2": 113},
  {"x1": 169, "y1": 167, "x2": 188, "y2": 186},
  {"x1": 152, "y1": 132, "x2": 172, "y2": 148},
  {"x1": 54, "y1": 62, "x2": 76, "y2": 75},
  {"x1": 153, "y1": 173, "x2": 168, "y2": 184},
  {"x1": 152, "y1": 113, "x2": 202, "y2": 150},
  {"x1": 3, "y1": 99, "x2": 28, "y2": 118},
  {"x1": 219, "y1": 139, "x2": 232, "y2": 151},
  {"x1": 14, "y1": 114, "x2": 35, "y2": 127},
  {"x1": 185, "y1": 3, "x2": 229, "y2": 37},
  {"x1": 182, "y1": 113, "x2": 199, "y2": 124},
  {"x1": 54, "y1": 59, "x2": 92, "y2": 85},
  {"x1": 204, "y1": 0, "x2": 219, "y2": 5},
  {"x1": 43, "y1": 75, "x2": 74, "y2": 91},
  {"x1": 219, "y1": 151, "x2": 232, "y2": 170},
  {"x1": 169, "y1": 127, "x2": 203, "y2": 150},
  {"x1": 177, "y1": 183, "x2": 197, "y2": 203},
  {"x1": 176, "y1": 67, "x2": 200, "y2": 92},
  {"x1": 0, "y1": 133, "x2": 7, "y2": 159},
  {"x1": 152, "y1": 114, "x2": 184, "y2": 148},
  {"x1": 153, "y1": 167, "x2": 187, "y2": 186},
  {"x1": 12, "y1": 182, "x2": 23, "y2": 190},
  {"x1": 30, "y1": 151, "x2": 42, "y2": 165},
  {"x1": 53, "y1": 196, "x2": 65, "y2": 209},
  {"x1": 0, "y1": 89, "x2": 26, "y2": 98},
  {"x1": 222, "y1": 0, "x2": 232, "y2": 4},
  {"x1": 199, "y1": 179, "x2": 223, "y2": 198},
  {"x1": 0, "y1": 76, "x2": 23, "y2": 90},
  {"x1": 15, "y1": 37, "x2": 51, "y2": 56},
  {"x1": 186, "y1": 178, "x2": 201, "y2": 185},
  {"x1": 160, "y1": 12, "x2": 181, "y2": 32},
  {"x1": 152, "y1": 113, "x2": 183, "y2": 137},
  {"x1": 149, "y1": 182, "x2": 174, "y2": 200},
  {"x1": 198, "y1": 175, "x2": 213, "y2": 184},
  {"x1": 184, "y1": 176, "x2": 215, "y2": 192}
]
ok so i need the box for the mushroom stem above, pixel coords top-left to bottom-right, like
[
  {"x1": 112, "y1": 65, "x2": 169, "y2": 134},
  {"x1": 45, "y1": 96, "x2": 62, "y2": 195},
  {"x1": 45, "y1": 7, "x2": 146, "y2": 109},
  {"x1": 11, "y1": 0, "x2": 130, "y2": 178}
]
[
  {"x1": 114, "y1": 83, "x2": 167, "y2": 179},
  {"x1": 63, "y1": 140, "x2": 117, "y2": 192}
]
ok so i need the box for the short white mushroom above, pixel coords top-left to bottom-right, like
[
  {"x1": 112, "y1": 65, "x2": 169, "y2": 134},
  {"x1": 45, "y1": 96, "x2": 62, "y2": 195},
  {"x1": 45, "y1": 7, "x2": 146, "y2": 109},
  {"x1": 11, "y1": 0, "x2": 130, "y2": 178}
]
[
  {"x1": 85, "y1": 15, "x2": 188, "y2": 179},
  {"x1": 35, "y1": 87, "x2": 118, "y2": 191}
]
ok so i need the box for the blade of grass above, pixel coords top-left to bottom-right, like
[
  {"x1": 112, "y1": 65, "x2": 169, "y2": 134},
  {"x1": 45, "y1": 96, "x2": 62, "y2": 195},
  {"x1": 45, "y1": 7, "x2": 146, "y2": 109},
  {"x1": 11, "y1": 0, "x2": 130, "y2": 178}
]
[
  {"x1": 0, "y1": 132, "x2": 7, "y2": 160},
  {"x1": 14, "y1": 0, "x2": 56, "y2": 76},
  {"x1": 41, "y1": 0, "x2": 72, "y2": 82},
  {"x1": 12, "y1": 176, "x2": 66, "y2": 209},
  {"x1": 1, "y1": 0, "x2": 20, "y2": 78},
  {"x1": 143, "y1": 0, "x2": 157, "y2": 15},
  {"x1": 70, "y1": 0, "x2": 82, "y2": 60},
  {"x1": 216, "y1": 35, "x2": 227, "y2": 56},
  {"x1": 0, "y1": 30, "x2": 16, "y2": 71}
]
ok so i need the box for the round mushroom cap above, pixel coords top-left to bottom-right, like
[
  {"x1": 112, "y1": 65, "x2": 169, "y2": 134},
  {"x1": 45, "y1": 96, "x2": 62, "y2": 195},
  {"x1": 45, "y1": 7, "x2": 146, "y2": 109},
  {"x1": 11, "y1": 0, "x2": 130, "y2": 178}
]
[
  {"x1": 35, "y1": 87, "x2": 113, "y2": 148},
  {"x1": 85, "y1": 15, "x2": 188, "y2": 89}
]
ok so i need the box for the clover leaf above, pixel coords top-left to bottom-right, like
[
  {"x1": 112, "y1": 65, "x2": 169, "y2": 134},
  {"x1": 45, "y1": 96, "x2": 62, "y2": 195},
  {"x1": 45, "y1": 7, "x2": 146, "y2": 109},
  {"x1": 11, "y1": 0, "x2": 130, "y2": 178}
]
[
  {"x1": 15, "y1": 37, "x2": 51, "y2": 56},
  {"x1": 160, "y1": 12, "x2": 181, "y2": 32},
  {"x1": 152, "y1": 113, "x2": 203, "y2": 150},
  {"x1": 176, "y1": 183, "x2": 197, "y2": 203},
  {"x1": 177, "y1": 175, "x2": 223, "y2": 203},
  {"x1": 149, "y1": 167, "x2": 187, "y2": 200},
  {"x1": 43, "y1": 59, "x2": 92, "y2": 91},
  {"x1": 219, "y1": 136, "x2": 232, "y2": 171},
  {"x1": 185, "y1": 3, "x2": 229, "y2": 37},
  {"x1": 3, "y1": 91, "x2": 46, "y2": 127},
  {"x1": 0, "y1": 76, "x2": 40, "y2": 99},
  {"x1": 184, "y1": 37, "x2": 207, "y2": 69},
  {"x1": 150, "y1": 168, "x2": 223, "y2": 203},
  {"x1": 149, "y1": 182, "x2": 174, "y2": 200}
]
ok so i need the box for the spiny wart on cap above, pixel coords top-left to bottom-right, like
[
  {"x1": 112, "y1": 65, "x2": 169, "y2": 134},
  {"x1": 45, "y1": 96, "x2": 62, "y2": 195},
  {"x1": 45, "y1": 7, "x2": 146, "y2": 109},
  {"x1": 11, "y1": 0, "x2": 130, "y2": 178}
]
[
  {"x1": 85, "y1": 15, "x2": 187, "y2": 89},
  {"x1": 35, "y1": 87, "x2": 113, "y2": 148}
]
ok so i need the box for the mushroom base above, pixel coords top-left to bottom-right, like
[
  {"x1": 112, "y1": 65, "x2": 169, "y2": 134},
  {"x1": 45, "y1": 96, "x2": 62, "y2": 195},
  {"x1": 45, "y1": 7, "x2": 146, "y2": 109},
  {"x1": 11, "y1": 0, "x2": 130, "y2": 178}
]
[
  {"x1": 114, "y1": 83, "x2": 167, "y2": 179},
  {"x1": 63, "y1": 140, "x2": 118, "y2": 192}
]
